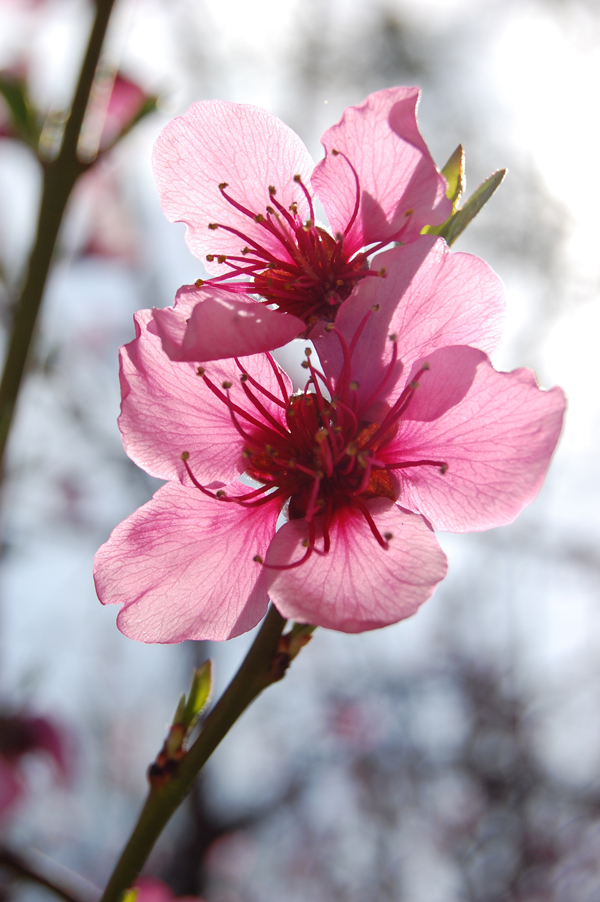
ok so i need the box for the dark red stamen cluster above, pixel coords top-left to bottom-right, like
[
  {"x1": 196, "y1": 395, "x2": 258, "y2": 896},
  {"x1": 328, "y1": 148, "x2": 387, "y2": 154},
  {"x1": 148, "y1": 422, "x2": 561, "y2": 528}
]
[
  {"x1": 198, "y1": 157, "x2": 388, "y2": 327},
  {"x1": 182, "y1": 321, "x2": 447, "y2": 570}
]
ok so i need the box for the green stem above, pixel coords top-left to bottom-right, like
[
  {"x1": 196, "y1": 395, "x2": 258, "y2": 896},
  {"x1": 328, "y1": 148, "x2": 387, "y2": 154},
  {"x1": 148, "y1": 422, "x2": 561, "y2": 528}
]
[
  {"x1": 0, "y1": 847, "x2": 86, "y2": 902},
  {"x1": 0, "y1": 0, "x2": 116, "y2": 474},
  {"x1": 100, "y1": 605, "x2": 289, "y2": 902}
]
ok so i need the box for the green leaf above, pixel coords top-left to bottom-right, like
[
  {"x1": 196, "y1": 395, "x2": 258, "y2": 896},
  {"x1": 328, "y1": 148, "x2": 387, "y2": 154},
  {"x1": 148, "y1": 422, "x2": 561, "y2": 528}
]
[
  {"x1": 441, "y1": 144, "x2": 465, "y2": 212},
  {"x1": 0, "y1": 73, "x2": 40, "y2": 148},
  {"x1": 438, "y1": 168, "x2": 506, "y2": 246},
  {"x1": 181, "y1": 660, "x2": 212, "y2": 728}
]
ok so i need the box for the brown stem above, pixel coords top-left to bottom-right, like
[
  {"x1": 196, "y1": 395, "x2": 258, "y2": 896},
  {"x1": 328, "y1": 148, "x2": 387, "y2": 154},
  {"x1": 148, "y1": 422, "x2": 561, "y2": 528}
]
[{"x1": 0, "y1": 0, "x2": 116, "y2": 475}]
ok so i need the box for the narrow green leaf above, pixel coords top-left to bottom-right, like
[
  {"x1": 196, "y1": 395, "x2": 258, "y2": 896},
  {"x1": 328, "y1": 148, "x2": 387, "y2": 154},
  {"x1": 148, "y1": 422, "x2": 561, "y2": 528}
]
[
  {"x1": 441, "y1": 144, "x2": 465, "y2": 211},
  {"x1": 171, "y1": 693, "x2": 186, "y2": 726},
  {"x1": 0, "y1": 74, "x2": 39, "y2": 148},
  {"x1": 439, "y1": 168, "x2": 506, "y2": 246},
  {"x1": 182, "y1": 660, "x2": 212, "y2": 728}
]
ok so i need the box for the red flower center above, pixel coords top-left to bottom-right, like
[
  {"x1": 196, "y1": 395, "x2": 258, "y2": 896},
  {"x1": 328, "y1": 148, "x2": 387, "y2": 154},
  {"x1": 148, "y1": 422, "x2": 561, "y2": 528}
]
[
  {"x1": 182, "y1": 320, "x2": 447, "y2": 570},
  {"x1": 198, "y1": 159, "x2": 389, "y2": 328}
]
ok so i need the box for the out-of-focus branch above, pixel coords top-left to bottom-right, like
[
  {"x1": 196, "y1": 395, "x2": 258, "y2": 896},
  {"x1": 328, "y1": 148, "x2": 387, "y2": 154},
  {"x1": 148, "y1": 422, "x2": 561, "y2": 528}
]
[
  {"x1": 0, "y1": 847, "x2": 88, "y2": 902},
  {"x1": 0, "y1": 0, "x2": 117, "y2": 476}
]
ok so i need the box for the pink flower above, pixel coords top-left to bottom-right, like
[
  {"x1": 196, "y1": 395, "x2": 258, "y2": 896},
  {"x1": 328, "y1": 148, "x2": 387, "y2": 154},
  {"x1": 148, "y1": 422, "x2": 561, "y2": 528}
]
[
  {"x1": 94, "y1": 240, "x2": 564, "y2": 642},
  {"x1": 0, "y1": 712, "x2": 68, "y2": 821},
  {"x1": 133, "y1": 877, "x2": 205, "y2": 902},
  {"x1": 151, "y1": 87, "x2": 451, "y2": 360}
]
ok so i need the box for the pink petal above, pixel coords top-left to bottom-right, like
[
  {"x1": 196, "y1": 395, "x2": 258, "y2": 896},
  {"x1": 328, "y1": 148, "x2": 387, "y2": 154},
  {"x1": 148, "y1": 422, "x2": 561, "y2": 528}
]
[
  {"x1": 152, "y1": 100, "x2": 314, "y2": 274},
  {"x1": 152, "y1": 285, "x2": 305, "y2": 361},
  {"x1": 94, "y1": 482, "x2": 279, "y2": 643},
  {"x1": 384, "y1": 346, "x2": 566, "y2": 531},
  {"x1": 312, "y1": 87, "x2": 451, "y2": 256},
  {"x1": 265, "y1": 499, "x2": 447, "y2": 632},
  {"x1": 100, "y1": 73, "x2": 149, "y2": 149},
  {"x1": 314, "y1": 238, "x2": 504, "y2": 410},
  {"x1": 119, "y1": 309, "x2": 291, "y2": 486}
]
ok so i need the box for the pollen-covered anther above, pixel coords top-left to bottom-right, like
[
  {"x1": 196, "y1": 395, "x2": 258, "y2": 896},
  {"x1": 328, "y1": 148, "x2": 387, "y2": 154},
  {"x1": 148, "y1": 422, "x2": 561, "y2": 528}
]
[
  {"x1": 378, "y1": 267, "x2": 387, "y2": 278},
  {"x1": 206, "y1": 254, "x2": 214, "y2": 262},
  {"x1": 208, "y1": 223, "x2": 219, "y2": 230},
  {"x1": 305, "y1": 347, "x2": 312, "y2": 357},
  {"x1": 196, "y1": 367, "x2": 205, "y2": 376},
  {"x1": 253, "y1": 554, "x2": 263, "y2": 564},
  {"x1": 242, "y1": 247, "x2": 250, "y2": 255},
  {"x1": 325, "y1": 323, "x2": 335, "y2": 332},
  {"x1": 266, "y1": 206, "x2": 275, "y2": 214},
  {"x1": 218, "y1": 182, "x2": 229, "y2": 190},
  {"x1": 404, "y1": 208, "x2": 414, "y2": 217},
  {"x1": 371, "y1": 303, "x2": 381, "y2": 313},
  {"x1": 222, "y1": 380, "x2": 233, "y2": 389},
  {"x1": 195, "y1": 279, "x2": 204, "y2": 288},
  {"x1": 293, "y1": 174, "x2": 303, "y2": 183},
  {"x1": 289, "y1": 202, "x2": 298, "y2": 214},
  {"x1": 254, "y1": 214, "x2": 265, "y2": 223},
  {"x1": 301, "y1": 360, "x2": 310, "y2": 369},
  {"x1": 217, "y1": 255, "x2": 226, "y2": 264},
  {"x1": 181, "y1": 451, "x2": 190, "y2": 461}
]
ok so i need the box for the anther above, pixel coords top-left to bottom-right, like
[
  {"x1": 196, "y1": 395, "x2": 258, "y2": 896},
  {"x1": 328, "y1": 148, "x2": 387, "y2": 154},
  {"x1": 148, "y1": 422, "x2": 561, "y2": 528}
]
[
  {"x1": 269, "y1": 185, "x2": 276, "y2": 195},
  {"x1": 404, "y1": 209, "x2": 414, "y2": 217},
  {"x1": 181, "y1": 451, "x2": 190, "y2": 461},
  {"x1": 410, "y1": 380, "x2": 419, "y2": 389},
  {"x1": 325, "y1": 323, "x2": 335, "y2": 332},
  {"x1": 208, "y1": 223, "x2": 219, "y2": 230},
  {"x1": 242, "y1": 448, "x2": 252, "y2": 459},
  {"x1": 384, "y1": 532, "x2": 393, "y2": 541},
  {"x1": 389, "y1": 333, "x2": 397, "y2": 342},
  {"x1": 289, "y1": 202, "x2": 298, "y2": 214},
  {"x1": 217, "y1": 255, "x2": 226, "y2": 264},
  {"x1": 293, "y1": 174, "x2": 302, "y2": 183},
  {"x1": 440, "y1": 463, "x2": 448, "y2": 474},
  {"x1": 305, "y1": 347, "x2": 312, "y2": 357},
  {"x1": 242, "y1": 247, "x2": 250, "y2": 255},
  {"x1": 253, "y1": 214, "x2": 265, "y2": 223},
  {"x1": 222, "y1": 380, "x2": 233, "y2": 389},
  {"x1": 195, "y1": 279, "x2": 204, "y2": 288},
  {"x1": 240, "y1": 373, "x2": 249, "y2": 382},
  {"x1": 218, "y1": 182, "x2": 229, "y2": 190},
  {"x1": 266, "y1": 206, "x2": 275, "y2": 214},
  {"x1": 371, "y1": 303, "x2": 381, "y2": 313},
  {"x1": 422, "y1": 362, "x2": 430, "y2": 370},
  {"x1": 216, "y1": 490, "x2": 226, "y2": 498},
  {"x1": 346, "y1": 442, "x2": 357, "y2": 456},
  {"x1": 301, "y1": 539, "x2": 310, "y2": 547},
  {"x1": 378, "y1": 268, "x2": 387, "y2": 278},
  {"x1": 331, "y1": 149, "x2": 339, "y2": 156},
  {"x1": 206, "y1": 254, "x2": 214, "y2": 262},
  {"x1": 301, "y1": 360, "x2": 310, "y2": 369},
  {"x1": 315, "y1": 428, "x2": 328, "y2": 443},
  {"x1": 349, "y1": 380, "x2": 359, "y2": 391},
  {"x1": 253, "y1": 554, "x2": 263, "y2": 563},
  {"x1": 196, "y1": 367, "x2": 205, "y2": 376}
]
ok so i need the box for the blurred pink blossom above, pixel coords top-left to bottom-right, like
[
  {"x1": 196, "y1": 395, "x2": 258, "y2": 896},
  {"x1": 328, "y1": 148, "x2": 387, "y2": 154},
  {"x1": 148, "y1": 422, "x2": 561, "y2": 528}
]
[
  {"x1": 152, "y1": 86, "x2": 451, "y2": 360},
  {"x1": 94, "y1": 239, "x2": 564, "y2": 642},
  {"x1": 134, "y1": 877, "x2": 205, "y2": 902},
  {"x1": 0, "y1": 712, "x2": 68, "y2": 821}
]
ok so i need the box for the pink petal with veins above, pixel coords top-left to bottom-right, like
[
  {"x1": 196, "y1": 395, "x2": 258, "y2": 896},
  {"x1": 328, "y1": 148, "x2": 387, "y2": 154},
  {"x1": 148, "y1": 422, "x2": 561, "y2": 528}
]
[
  {"x1": 384, "y1": 346, "x2": 566, "y2": 531},
  {"x1": 95, "y1": 482, "x2": 278, "y2": 643},
  {"x1": 314, "y1": 237, "x2": 505, "y2": 410},
  {"x1": 266, "y1": 499, "x2": 447, "y2": 632},
  {"x1": 152, "y1": 285, "x2": 304, "y2": 362},
  {"x1": 152, "y1": 100, "x2": 314, "y2": 275},
  {"x1": 312, "y1": 87, "x2": 451, "y2": 256},
  {"x1": 119, "y1": 309, "x2": 290, "y2": 486}
]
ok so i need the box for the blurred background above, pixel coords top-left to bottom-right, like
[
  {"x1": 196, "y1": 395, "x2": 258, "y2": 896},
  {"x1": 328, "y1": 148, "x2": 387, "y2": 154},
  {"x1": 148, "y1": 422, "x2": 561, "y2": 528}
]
[{"x1": 0, "y1": 0, "x2": 599, "y2": 900}]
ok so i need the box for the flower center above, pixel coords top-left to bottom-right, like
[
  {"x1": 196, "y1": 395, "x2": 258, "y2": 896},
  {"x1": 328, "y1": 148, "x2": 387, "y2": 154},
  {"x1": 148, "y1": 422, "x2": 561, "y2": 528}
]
[
  {"x1": 181, "y1": 322, "x2": 448, "y2": 570},
  {"x1": 197, "y1": 159, "x2": 388, "y2": 329}
]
